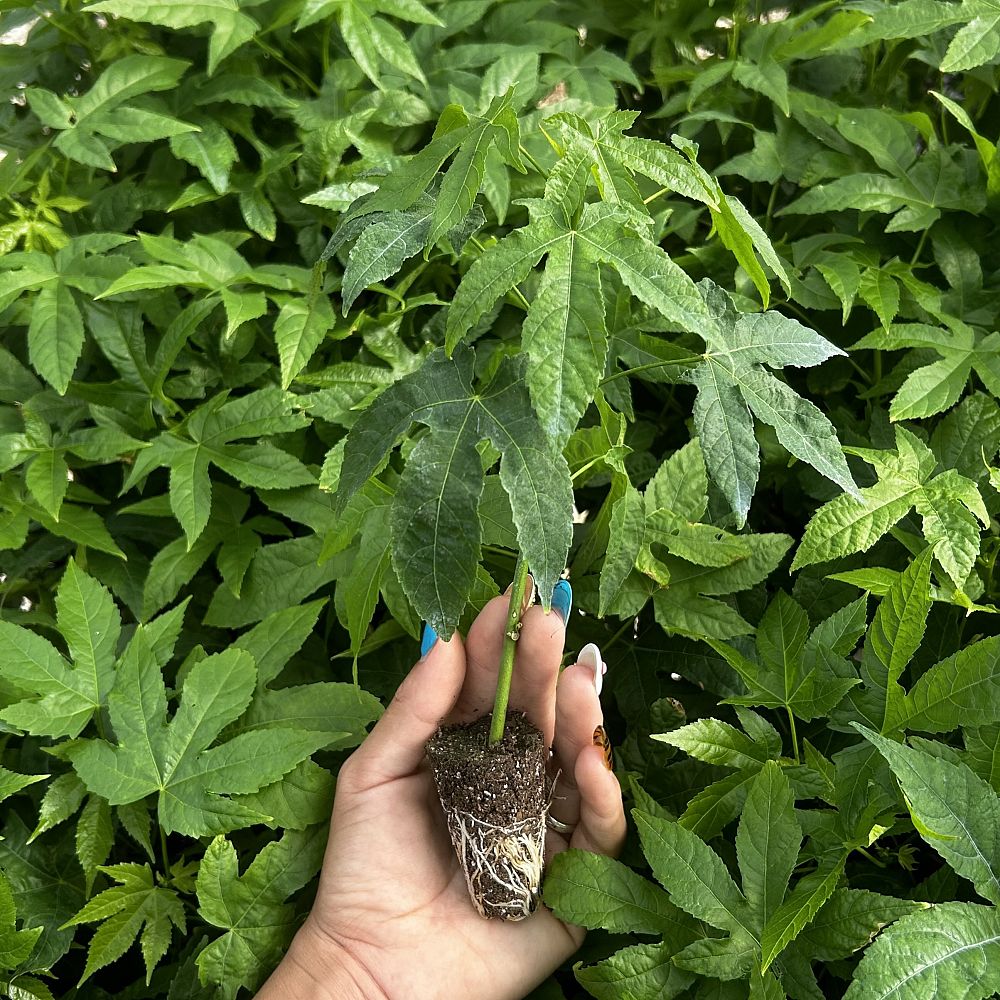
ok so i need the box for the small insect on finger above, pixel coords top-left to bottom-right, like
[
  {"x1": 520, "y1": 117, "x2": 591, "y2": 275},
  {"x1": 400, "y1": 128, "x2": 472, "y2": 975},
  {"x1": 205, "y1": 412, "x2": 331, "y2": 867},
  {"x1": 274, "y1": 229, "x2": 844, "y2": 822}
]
[{"x1": 593, "y1": 725, "x2": 613, "y2": 771}]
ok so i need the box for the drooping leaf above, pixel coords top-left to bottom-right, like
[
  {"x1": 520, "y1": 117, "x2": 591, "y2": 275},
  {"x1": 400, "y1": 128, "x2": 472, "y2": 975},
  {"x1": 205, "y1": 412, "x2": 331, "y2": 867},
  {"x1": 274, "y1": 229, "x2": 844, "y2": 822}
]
[
  {"x1": 332, "y1": 347, "x2": 572, "y2": 635},
  {"x1": 684, "y1": 280, "x2": 857, "y2": 524},
  {"x1": 447, "y1": 195, "x2": 708, "y2": 441}
]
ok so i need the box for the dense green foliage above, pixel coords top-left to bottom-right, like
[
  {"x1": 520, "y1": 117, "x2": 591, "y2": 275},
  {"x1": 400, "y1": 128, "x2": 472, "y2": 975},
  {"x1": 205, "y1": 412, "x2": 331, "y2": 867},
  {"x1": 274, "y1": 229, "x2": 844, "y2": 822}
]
[{"x1": 1, "y1": 0, "x2": 999, "y2": 996}]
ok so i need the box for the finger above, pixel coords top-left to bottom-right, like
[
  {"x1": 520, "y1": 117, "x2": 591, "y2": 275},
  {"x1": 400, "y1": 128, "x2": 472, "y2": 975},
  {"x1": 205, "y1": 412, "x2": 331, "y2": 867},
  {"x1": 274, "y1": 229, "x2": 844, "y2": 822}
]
[
  {"x1": 344, "y1": 629, "x2": 466, "y2": 788},
  {"x1": 507, "y1": 601, "x2": 566, "y2": 744},
  {"x1": 550, "y1": 644, "x2": 605, "y2": 828},
  {"x1": 445, "y1": 589, "x2": 514, "y2": 723},
  {"x1": 570, "y1": 742, "x2": 626, "y2": 857}
]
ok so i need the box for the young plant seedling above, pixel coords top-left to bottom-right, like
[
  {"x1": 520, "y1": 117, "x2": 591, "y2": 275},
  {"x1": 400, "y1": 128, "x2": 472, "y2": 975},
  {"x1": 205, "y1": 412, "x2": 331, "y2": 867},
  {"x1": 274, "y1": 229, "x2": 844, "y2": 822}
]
[{"x1": 425, "y1": 556, "x2": 554, "y2": 920}]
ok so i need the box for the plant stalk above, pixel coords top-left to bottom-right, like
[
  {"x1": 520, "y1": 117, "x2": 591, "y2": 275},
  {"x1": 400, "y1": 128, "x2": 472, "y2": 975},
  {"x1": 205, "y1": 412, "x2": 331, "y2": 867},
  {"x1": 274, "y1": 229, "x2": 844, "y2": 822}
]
[
  {"x1": 488, "y1": 555, "x2": 531, "y2": 746},
  {"x1": 159, "y1": 825, "x2": 170, "y2": 874},
  {"x1": 600, "y1": 356, "x2": 703, "y2": 386},
  {"x1": 786, "y1": 707, "x2": 800, "y2": 764}
]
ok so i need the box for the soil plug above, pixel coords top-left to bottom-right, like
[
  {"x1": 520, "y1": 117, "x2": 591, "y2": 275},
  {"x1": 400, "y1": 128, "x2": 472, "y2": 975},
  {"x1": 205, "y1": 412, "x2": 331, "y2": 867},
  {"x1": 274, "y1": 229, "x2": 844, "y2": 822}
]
[{"x1": 425, "y1": 557, "x2": 553, "y2": 920}]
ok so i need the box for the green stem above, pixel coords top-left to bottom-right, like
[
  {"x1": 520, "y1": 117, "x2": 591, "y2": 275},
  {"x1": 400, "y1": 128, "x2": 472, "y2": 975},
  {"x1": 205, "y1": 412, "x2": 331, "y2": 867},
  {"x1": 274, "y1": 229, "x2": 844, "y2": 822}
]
[
  {"x1": 253, "y1": 38, "x2": 321, "y2": 95},
  {"x1": 730, "y1": 0, "x2": 745, "y2": 59},
  {"x1": 159, "y1": 825, "x2": 170, "y2": 874},
  {"x1": 987, "y1": 542, "x2": 1000, "y2": 597},
  {"x1": 488, "y1": 555, "x2": 531, "y2": 746},
  {"x1": 763, "y1": 181, "x2": 779, "y2": 233},
  {"x1": 600, "y1": 356, "x2": 703, "y2": 386},
  {"x1": 909, "y1": 228, "x2": 929, "y2": 266},
  {"x1": 857, "y1": 846, "x2": 887, "y2": 868},
  {"x1": 519, "y1": 144, "x2": 547, "y2": 175},
  {"x1": 786, "y1": 707, "x2": 800, "y2": 764},
  {"x1": 643, "y1": 186, "x2": 670, "y2": 205},
  {"x1": 321, "y1": 19, "x2": 332, "y2": 76},
  {"x1": 601, "y1": 617, "x2": 636, "y2": 657},
  {"x1": 571, "y1": 455, "x2": 604, "y2": 481}
]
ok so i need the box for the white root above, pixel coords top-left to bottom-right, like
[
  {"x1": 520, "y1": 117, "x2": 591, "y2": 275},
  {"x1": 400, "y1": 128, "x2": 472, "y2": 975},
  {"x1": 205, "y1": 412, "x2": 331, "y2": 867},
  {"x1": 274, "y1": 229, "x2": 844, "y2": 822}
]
[{"x1": 442, "y1": 806, "x2": 548, "y2": 921}]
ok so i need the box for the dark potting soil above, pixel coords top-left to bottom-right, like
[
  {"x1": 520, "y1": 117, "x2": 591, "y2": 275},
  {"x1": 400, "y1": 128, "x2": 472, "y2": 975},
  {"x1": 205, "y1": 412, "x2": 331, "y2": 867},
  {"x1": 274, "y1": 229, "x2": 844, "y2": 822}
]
[{"x1": 425, "y1": 711, "x2": 549, "y2": 826}]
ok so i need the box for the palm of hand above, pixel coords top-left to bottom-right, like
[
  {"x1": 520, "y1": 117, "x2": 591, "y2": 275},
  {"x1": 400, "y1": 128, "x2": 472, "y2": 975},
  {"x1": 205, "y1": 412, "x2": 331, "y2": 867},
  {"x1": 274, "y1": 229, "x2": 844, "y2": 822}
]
[
  {"x1": 295, "y1": 591, "x2": 624, "y2": 1000},
  {"x1": 308, "y1": 765, "x2": 579, "y2": 1000}
]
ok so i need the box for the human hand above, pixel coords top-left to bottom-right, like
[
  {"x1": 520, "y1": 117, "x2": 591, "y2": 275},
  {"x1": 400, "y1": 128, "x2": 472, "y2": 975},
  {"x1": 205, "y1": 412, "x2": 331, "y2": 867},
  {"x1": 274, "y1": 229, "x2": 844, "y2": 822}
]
[{"x1": 258, "y1": 581, "x2": 626, "y2": 1000}]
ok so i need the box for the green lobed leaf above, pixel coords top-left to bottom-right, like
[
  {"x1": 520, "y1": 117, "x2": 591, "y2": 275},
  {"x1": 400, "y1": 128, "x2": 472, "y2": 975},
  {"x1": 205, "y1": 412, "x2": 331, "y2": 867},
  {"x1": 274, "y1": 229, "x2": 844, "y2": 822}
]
[
  {"x1": 0, "y1": 872, "x2": 42, "y2": 973},
  {"x1": 794, "y1": 887, "x2": 927, "y2": 962},
  {"x1": 575, "y1": 942, "x2": 695, "y2": 1000},
  {"x1": 334, "y1": 347, "x2": 572, "y2": 635},
  {"x1": 69, "y1": 636, "x2": 328, "y2": 836},
  {"x1": 653, "y1": 718, "x2": 773, "y2": 771},
  {"x1": 633, "y1": 809, "x2": 752, "y2": 937},
  {"x1": 902, "y1": 637, "x2": 1000, "y2": 734},
  {"x1": 196, "y1": 827, "x2": 325, "y2": 999},
  {"x1": 736, "y1": 762, "x2": 802, "y2": 931},
  {"x1": 857, "y1": 725, "x2": 1000, "y2": 905},
  {"x1": 85, "y1": 2, "x2": 257, "y2": 75},
  {"x1": 760, "y1": 856, "x2": 846, "y2": 972},
  {"x1": 64, "y1": 862, "x2": 185, "y2": 984},
  {"x1": 843, "y1": 902, "x2": 1000, "y2": 1000},
  {"x1": 544, "y1": 849, "x2": 698, "y2": 939}
]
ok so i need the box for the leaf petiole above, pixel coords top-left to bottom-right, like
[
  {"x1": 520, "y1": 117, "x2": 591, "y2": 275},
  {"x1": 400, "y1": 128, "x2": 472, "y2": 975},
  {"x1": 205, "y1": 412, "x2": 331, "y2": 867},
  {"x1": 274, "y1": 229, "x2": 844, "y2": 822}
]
[
  {"x1": 786, "y1": 707, "x2": 800, "y2": 764},
  {"x1": 600, "y1": 356, "x2": 702, "y2": 386},
  {"x1": 518, "y1": 144, "x2": 547, "y2": 175}
]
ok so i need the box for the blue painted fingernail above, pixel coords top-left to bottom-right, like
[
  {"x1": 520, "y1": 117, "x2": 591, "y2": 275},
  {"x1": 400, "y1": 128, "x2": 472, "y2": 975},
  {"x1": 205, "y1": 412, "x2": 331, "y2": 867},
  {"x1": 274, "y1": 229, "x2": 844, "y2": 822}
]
[
  {"x1": 551, "y1": 579, "x2": 573, "y2": 624},
  {"x1": 420, "y1": 622, "x2": 438, "y2": 657}
]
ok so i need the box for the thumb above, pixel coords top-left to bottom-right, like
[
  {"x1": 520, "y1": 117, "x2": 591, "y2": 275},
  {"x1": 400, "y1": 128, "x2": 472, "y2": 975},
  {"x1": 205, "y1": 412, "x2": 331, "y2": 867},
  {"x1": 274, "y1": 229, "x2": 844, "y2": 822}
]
[{"x1": 345, "y1": 627, "x2": 466, "y2": 787}]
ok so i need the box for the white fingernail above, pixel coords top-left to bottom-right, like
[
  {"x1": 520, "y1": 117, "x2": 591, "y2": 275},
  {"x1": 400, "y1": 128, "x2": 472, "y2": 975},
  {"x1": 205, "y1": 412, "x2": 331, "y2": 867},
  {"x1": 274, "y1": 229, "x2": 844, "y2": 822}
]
[{"x1": 578, "y1": 643, "x2": 604, "y2": 696}]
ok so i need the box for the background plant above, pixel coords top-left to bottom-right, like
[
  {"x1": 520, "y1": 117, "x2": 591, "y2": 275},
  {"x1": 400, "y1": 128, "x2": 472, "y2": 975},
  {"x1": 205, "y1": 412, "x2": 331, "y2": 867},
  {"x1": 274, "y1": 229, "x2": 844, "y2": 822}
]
[{"x1": 1, "y1": 0, "x2": 999, "y2": 997}]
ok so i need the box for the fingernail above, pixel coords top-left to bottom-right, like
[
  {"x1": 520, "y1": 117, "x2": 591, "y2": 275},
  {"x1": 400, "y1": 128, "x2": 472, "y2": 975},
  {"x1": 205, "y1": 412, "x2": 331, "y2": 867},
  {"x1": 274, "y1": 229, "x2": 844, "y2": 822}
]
[
  {"x1": 551, "y1": 579, "x2": 572, "y2": 624},
  {"x1": 578, "y1": 642, "x2": 604, "y2": 696},
  {"x1": 420, "y1": 622, "x2": 438, "y2": 657},
  {"x1": 593, "y1": 725, "x2": 613, "y2": 770}
]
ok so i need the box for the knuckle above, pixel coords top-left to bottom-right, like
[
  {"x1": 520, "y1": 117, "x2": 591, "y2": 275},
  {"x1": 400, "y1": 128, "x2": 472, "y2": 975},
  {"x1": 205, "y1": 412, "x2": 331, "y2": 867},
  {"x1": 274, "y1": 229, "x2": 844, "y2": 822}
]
[{"x1": 336, "y1": 750, "x2": 364, "y2": 791}]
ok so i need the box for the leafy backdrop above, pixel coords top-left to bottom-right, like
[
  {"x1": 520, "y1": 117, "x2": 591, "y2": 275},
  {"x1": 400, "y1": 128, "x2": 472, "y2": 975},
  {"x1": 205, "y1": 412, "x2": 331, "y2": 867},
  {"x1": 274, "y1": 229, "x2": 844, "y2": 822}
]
[{"x1": 1, "y1": 0, "x2": 999, "y2": 998}]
